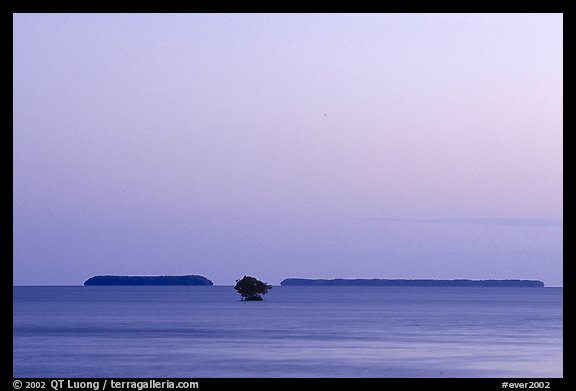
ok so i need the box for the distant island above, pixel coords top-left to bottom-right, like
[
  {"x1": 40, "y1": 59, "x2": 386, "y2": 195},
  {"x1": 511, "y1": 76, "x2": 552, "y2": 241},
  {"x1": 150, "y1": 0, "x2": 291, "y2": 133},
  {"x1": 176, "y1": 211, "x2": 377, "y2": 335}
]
[
  {"x1": 280, "y1": 278, "x2": 544, "y2": 287},
  {"x1": 84, "y1": 275, "x2": 213, "y2": 286}
]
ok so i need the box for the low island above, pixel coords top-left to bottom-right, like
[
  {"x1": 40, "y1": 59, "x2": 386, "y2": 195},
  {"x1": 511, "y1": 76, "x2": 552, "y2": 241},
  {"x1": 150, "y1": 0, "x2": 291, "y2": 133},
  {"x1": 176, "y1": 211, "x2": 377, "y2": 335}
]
[
  {"x1": 280, "y1": 278, "x2": 544, "y2": 287},
  {"x1": 84, "y1": 275, "x2": 213, "y2": 286}
]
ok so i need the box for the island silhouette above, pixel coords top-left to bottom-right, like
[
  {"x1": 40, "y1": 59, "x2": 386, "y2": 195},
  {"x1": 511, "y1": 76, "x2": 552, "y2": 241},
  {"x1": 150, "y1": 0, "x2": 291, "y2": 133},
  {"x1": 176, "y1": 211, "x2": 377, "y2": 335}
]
[
  {"x1": 84, "y1": 275, "x2": 213, "y2": 286},
  {"x1": 280, "y1": 278, "x2": 544, "y2": 287}
]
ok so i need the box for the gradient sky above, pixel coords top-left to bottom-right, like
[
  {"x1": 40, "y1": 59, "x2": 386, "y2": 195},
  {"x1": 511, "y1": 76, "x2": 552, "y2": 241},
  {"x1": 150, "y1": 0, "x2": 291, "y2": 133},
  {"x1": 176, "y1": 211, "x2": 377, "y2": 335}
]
[{"x1": 13, "y1": 13, "x2": 563, "y2": 286}]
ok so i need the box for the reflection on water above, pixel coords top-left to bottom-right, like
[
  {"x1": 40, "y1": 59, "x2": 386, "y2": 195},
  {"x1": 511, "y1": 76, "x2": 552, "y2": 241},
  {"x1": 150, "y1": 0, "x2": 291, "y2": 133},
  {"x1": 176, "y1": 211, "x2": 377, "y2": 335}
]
[{"x1": 13, "y1": 286, "x2": 562, "y2": 377}]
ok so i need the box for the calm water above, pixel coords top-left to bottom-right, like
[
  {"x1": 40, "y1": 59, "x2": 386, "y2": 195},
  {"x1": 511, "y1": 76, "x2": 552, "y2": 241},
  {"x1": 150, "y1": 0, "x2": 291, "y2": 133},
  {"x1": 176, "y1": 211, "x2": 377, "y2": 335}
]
[{"x1": 13, "y1": 286, "x2": 562, "y2": 378}]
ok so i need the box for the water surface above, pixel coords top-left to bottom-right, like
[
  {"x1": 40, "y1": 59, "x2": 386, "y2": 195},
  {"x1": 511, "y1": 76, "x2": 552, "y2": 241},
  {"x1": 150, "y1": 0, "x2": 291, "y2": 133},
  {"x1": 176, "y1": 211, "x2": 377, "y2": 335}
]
[{"x1": 13, "y1": 286, "x2": 562, "y2": 377}]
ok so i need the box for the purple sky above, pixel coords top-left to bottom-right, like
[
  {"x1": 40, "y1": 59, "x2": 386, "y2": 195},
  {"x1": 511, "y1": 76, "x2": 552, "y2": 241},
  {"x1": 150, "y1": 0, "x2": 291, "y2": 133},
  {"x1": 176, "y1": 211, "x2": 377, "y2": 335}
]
[{"x1": 13, "y1": 13, "x2": 563, "y2": 286}]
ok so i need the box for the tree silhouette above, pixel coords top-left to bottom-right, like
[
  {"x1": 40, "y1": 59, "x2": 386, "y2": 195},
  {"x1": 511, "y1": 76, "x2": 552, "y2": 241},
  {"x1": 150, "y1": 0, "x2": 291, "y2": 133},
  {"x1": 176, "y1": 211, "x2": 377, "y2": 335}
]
[{"x1": 234, "y1": 275, "x2": 272, "y2": 301}]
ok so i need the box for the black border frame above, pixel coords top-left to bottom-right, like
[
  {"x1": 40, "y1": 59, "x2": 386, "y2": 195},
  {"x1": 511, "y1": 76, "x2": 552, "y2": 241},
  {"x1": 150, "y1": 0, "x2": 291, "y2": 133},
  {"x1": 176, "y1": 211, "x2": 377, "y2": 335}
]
[{"x1": 9, "y1": 1, "x2": 567, "y2": 389}]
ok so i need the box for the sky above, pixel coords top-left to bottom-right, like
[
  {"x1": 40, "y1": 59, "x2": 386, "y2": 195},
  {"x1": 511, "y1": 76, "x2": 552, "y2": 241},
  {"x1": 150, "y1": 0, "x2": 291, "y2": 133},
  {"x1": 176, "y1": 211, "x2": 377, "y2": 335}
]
[{"x1": 13, "y1": 13, "x2": 563, "y2": 286}]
